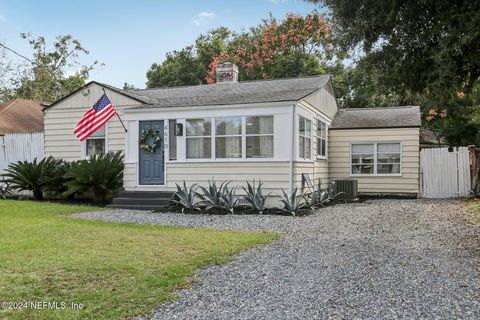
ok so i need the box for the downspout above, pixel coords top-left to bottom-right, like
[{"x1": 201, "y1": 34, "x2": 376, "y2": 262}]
[{"x1": 288, "y1": 104, "x2": 296, "y2": 194}]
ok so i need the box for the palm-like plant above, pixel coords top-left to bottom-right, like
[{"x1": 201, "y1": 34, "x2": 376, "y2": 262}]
[
  {"x1": 242, "y1": 180, "x2": 269, "y2": 214},
  {"x1": 3, "y1": 156, "x2": 58, "y2": 200},
  {"x1": 221, "y1": 184, "x2": 238, "y2": 214},
  {"x1": 197, "y1": 180, "x2": 227, "y2": 208},
  {"x1": 171, "y1": 181, "x2": 199, "y2": 213},
  {"x1": 40, "y1": 160, "x2": 74, "y2": 198},
  {"x1": 64, "y1": 152, "x2": 124, "y2": 202},
  {"x1": 280, "y1": 187, "x2": 307, "y2": 217}
]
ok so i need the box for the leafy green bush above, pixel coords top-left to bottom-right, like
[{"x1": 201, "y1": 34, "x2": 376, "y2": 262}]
[
  {"x1": 171, "y1": 182, "x2": 199, "y2": 213},
  {"x1": 220, "y1": 184, "x2": 238, "y2": 214},
  {"x1": 280, "y1": 187, "x2": 307, "y2": 217},
  {"x1": 2, "y1": 157, "x2": 59, "y2": 200},
  {"x1": 242, "y1": 180, "x2": 269, "y2": 214},
  {"x1": 40, "y1": 160, "x2": 75, "y2": 198},
  {"x1": 64, "y1": 152, "x2": 124, "y2": 202}
]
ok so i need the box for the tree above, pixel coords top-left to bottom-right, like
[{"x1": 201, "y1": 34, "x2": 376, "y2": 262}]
[
  {"x1": 146, "y1": 14, "x2": 343, "y2": 90},
  {"x1": 423, "y1": 85, "x2": 480, "y2": 146},
  {"x1": 206, "y1": 13, "x2": 337, "y2": 83},
  {"x1": 0, "y1": 33, "x2": 99, "y2": 103},
  {"x1": 146, "y1": 46, "x2": 205, "y2": 88},
  {"x1": 307, "y1": 0, "x2": 480, "y2": 98}
]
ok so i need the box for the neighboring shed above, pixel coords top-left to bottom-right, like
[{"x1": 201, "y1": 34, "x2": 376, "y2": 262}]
[
  {"x1": 0, "y1": 98, "x2": 45, "y2": 175},
  {"x1": 329, "y1": 106, "x2": 421, "y2": 196}
]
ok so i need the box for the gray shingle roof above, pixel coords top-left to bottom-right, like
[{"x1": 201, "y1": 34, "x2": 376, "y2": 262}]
[
  {"x1": 330, "y1": 106, "x2": 421, "y2": 129},
  {"x1": 130, "y1": 75, "x2": 330, "y2": 108}
]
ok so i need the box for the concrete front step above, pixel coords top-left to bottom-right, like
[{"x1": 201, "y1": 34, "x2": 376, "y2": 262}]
[
  {"x1": 118, "y1": 191, "x2": 174, "y2": 199},
  {"x1": 112, "y1": 191, "x2": 175, "y2": 210},
  {"x1": 112, "y1": 197, "x2": 170, "y2": 206},
  {"x1": 110, "y1": 204, "x2": 163, "y2": 211}
]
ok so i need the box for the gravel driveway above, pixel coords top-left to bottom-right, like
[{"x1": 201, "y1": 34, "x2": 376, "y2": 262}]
[{"x1": 73, "y1": 199, "x2": 480, "y2": 319}]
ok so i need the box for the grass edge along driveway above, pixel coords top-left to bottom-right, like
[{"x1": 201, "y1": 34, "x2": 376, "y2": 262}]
[{"x1": 0, "y1": 200, "x2": 278, "y2": 320}]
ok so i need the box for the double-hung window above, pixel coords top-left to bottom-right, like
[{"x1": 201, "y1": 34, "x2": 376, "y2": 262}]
[
  {"x1": 216, "y1": 117, "x2": 242, "y2": 158},
  {"x1": 351, "y1": 142, "x2": 401, "y2": 175},
  {"x1": 317, "y1": 120, "x2": 327, "y2": 158},
  {"x1": 185, "y1": 115, "x2": 274, "y2": 159},
  {"x1": 246, "y1": 116, "x2": 274, "y2": 158},
  {"x1": 298, "y1": 116, "x2": 312, "y2": 159},
  {"x1": 186, "y1": 119, "x2": 211, "y2": 159},
  {"x1": 85, "y1": 126, "x2": 106, "y2": 157}
]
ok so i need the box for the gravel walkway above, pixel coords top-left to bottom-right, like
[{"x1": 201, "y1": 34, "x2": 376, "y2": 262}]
[{"x1": 72, "y1": 199, "x2": 480, "y2": 319}]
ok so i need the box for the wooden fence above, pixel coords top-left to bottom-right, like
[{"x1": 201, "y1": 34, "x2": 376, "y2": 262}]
[
  {"x1": 420, "y1": 147, "x2": 471, "y2": 198},
  {"x1": 0, "y1": 133, "x2": 44, "y2": 175}
]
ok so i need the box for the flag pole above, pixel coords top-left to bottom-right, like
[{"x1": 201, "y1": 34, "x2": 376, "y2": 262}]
[{"x1": 102, "y1": 88, "x2": 128, "y2": 133}]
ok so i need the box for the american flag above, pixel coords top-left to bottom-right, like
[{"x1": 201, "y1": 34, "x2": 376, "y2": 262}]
[{"x1": 74, "y1": 93, "x2": 117, "y2": 141}]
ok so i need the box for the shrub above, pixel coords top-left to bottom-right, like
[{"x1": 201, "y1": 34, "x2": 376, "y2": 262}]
[
  {"x1": 0, "y1": 178, "x2": 13, "y2": 199},
  {"x1": 242, "y1": 180, "x2": 269, "y2": 214},
  {"x1": 220, "y1": 184, "x2": 238, "y2": 214},
  {"x1": 171, "y1": 181, "x2": 199, "y2": 213},
  {"x1": 197, "y1": 180, "x2": 228, "y2": 209},
  {"x1": 280, "y1": 187, "x2": 308, "y2": 217},
  {"x1": 64, "y1": 152, "x2": 124, "y2": 202},
  {"x1": 40, "y1": 160, "x2": 75, "y2": 198},
  {"x1": 2, "y1": 156, "x2": 59, "y2": 200}
]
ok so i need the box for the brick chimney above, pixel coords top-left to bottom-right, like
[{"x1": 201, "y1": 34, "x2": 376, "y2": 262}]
[{"x1": 216, "y1": 62, "x2": 239, "y2": 83}]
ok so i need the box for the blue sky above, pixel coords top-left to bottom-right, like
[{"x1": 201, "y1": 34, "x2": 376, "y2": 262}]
[{"x1": 0, "y1": 0, "x2": 319, "y2": 88}]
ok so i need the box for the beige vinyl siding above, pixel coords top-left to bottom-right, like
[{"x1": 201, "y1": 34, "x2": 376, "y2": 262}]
[
  {"x1": 295, "y1": 90, "x2": 337, "y2": 191},
  {"x1": 329, "y1": 128, "x2": 420, "y2": 195},
  {"x1": 125, "y1": 161, "x2": 291, "y2": 193},
  {"x1": 301, "y1": 87, "x2": 338, "y2": 119},
  {"x1": 44, "y1": 83, "x2": 140, "y2": 161}
]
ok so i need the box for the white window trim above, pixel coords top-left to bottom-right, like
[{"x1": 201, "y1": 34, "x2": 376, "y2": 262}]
[
  {"x1": 81, "y1": 123, "x2": 108, "y2": 159},
  {"x1": 215, "y1": 116, "x2": 243, "y2": 160},
  {"x1": 349, "y1": 141, "x2": 402, "y2": 177},
  {"x1": 185, "y1": 118, "x2": 213, "y2": 160},
  {"x1": 316, "y1": 120, "x2": 328, "y2": 160},
  {"x1": 185, "y1": 115, "x2": 275, "y2": 161},
  {"x1": 298, "y1": 116, "x2": 312, "y2": 160}
]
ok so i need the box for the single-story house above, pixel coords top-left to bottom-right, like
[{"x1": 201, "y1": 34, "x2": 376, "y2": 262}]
[{"x1": 43, "y1": 63, "x2": 421, "y2": 207}]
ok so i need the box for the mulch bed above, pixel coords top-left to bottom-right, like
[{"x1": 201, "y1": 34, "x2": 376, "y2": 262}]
[{"x1": 154, "y1": 204, "x2": 314, "y2": 216}]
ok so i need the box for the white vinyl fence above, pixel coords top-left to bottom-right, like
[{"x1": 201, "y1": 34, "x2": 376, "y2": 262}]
[
  {"x1": 0, "y1": 133, "x2": 44, "y2": 175},
  {"x1": 420, "y1": 147, "x2": 471, "y2": 198}
]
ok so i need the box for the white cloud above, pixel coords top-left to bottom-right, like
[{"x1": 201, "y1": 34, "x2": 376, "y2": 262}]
[
  {"x1": 193, "y1": 11, "x2": 216, "y2": 26},
  {"x1": 0, "y1": 14, "x2": 5, "y2": 22}
]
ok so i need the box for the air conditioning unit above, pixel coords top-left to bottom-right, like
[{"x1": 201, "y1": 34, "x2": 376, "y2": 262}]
[{"x1": 331, "y1": 179, "x2": 358, "y2": 200}]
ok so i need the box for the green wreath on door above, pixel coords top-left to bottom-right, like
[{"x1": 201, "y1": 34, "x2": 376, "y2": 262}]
[{"x1": 139, "y1": 129, "x2": 162, "y2": 153}]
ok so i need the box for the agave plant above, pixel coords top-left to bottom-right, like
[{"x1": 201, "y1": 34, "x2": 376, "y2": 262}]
[
  {"x1": 197, "y1": 180, "x2": 228, "y2": 208},
  {"x1": 64, "y1": 152, "x2": 124, "y2": 202},
  {"x1": 221, "y1": 184, "x2": 238, "y2": 214},
  {"x1": 2, "y1": 156, "x2": 58, "y2": 200},
  {"x1": 171, "y1": 181, "x2": 199, "y2": 213},
  {"x1": 280, "y1": 187, "x2": 308, "y2": 217},
  {"x1": 305, "y1": 185, "x2": 345, "y2": 208},
  {"x1": 242, "y1": 180, "x2": 269, "y2": 214}
]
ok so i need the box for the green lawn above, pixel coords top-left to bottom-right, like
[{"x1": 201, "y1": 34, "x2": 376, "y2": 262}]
[{"x1": 0, "y1": 200, "x2": 278, "y2": 320}]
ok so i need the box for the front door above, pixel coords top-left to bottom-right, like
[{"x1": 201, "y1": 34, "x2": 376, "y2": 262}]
[{"x1": 139, "y1": 121, "x2": 165, "y2": 185}]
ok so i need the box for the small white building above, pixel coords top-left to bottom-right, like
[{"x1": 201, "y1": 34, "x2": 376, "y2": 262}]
[{"x1": 43, "y1": 63, "x2": 421, "y2": 208}]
